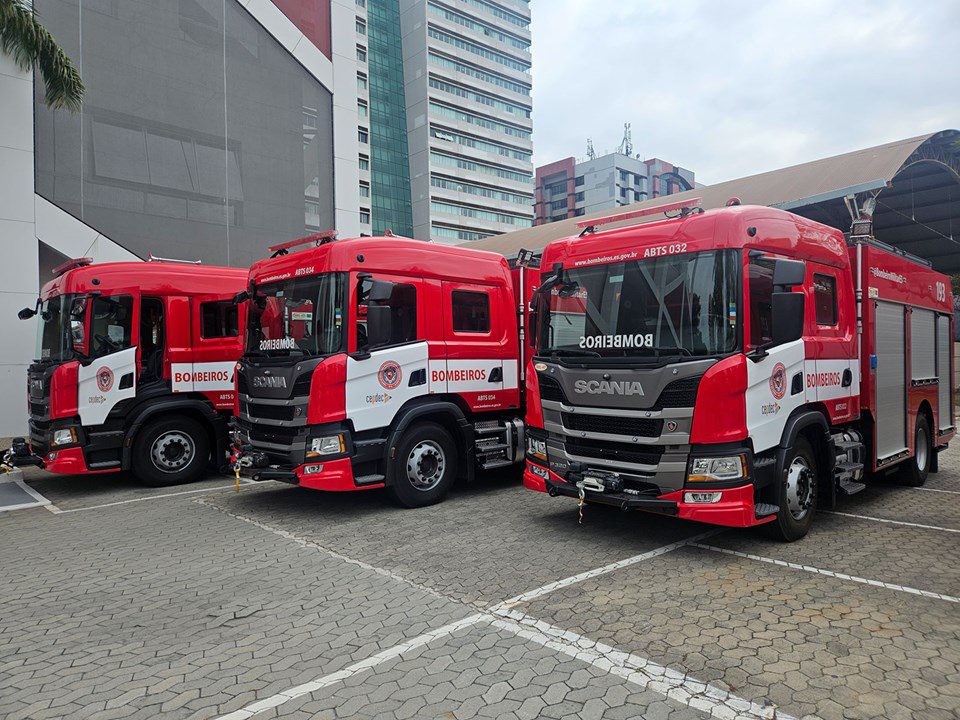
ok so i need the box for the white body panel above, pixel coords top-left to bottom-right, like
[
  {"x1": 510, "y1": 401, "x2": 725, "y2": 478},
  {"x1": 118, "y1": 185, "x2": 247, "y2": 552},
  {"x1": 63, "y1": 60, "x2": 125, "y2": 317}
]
[
  {"x1": 427, "y1": 358, "x2": 519, "y2": 393},
  {"x1": 77, "y1": 347, "x2": 138, "y2": 425},
  {"x1": 346, "y1": 342, "x2": 429, "y2": 432},
  {"x1": 171, "y1": 361, "x2": 236, "y2": 392},
  {"x1": 745, "y1": 339, "x2": 807, "y2": 453}
]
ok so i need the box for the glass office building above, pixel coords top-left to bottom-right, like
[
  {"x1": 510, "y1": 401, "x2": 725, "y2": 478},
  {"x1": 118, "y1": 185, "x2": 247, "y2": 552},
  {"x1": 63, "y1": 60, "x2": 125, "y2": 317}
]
[{"x1": 33, "y1": 0, "x2": 337, "y2": 269}]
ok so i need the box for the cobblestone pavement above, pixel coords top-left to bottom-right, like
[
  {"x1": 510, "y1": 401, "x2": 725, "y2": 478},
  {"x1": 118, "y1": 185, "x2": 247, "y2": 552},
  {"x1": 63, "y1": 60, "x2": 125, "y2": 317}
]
[{"x1": 0, "y1": 446, "x2": 957, "y2": 719}]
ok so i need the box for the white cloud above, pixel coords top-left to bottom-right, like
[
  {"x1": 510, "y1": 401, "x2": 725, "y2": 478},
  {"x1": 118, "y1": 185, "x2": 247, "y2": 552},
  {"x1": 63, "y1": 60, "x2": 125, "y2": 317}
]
[{"x1": 529, "y1": 0, "x2": 960, "y2": 184}]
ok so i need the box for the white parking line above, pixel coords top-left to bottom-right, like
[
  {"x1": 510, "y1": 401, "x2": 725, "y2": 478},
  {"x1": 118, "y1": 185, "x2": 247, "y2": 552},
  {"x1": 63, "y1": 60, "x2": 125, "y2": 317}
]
[
  {"x1": 215, "y1": 612, "x2": 492, "y2": 720},
  {"x1": 822, "y1": 510, "x2": 959, "y2": 534},
  {"x1": 491, "y1": 608, "x2": 794, "y2": 720},
  {"x1": 52, "y1": 480, "x2": 255, "y2": 514},
  {"x1": 909, "y1": 486, "x2": 960, "y2": 496},
  {"x1": 491, "y1": 529, "x2": 721, "y2": 611},
  {"x1": 0, "y1": 476, "x2": 55, "y2": 513},
  {"x1": 693, "y1": 543, "x2": 960, "y2": 604}
]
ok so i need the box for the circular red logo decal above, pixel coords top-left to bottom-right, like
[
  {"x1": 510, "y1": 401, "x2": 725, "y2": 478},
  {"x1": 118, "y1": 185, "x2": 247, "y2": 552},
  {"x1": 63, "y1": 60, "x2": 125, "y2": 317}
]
[
  {"x1": 769, "y1": 362, "x2": 786, "y2": 399},
  {"x1": 378, "y1": 361, "x2": 402, "y2": 390},
  {"x1": 96, "y1": 367, "x2": 114, "y2": 392}
]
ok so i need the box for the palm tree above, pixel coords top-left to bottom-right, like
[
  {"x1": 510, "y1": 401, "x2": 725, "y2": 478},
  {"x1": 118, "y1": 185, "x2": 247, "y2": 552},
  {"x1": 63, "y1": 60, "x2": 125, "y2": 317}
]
[{"x1": 0, "y1": 0, "x2": 83, "y2": 111}]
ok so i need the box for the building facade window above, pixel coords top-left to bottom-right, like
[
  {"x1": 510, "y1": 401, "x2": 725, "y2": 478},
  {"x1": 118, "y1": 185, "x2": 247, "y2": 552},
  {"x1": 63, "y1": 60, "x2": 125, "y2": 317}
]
[
  {"x1": 360, "y1": 210, "x2": 371, "y2": 224},
  {"x1": 357, "y1": 45, "x2": 367, "y2": 62},
  {"x1": 431, "y1": 200, "x2": 533, "y2": 227},
  {"x1": 358, "y1": 128, "x2": 369, "y2": 143},
  {"x1": 357, "y1": 73, "x2": 368, "y2": 90},
  {"x1": 427, "y1": 27, "x2": 530, "y2": 73},
  {"x1": 359, "y1": 182, "x2": 370, "y2": 198},
  {"x1": 430, "y1": 127, "x2": 530, "y2": 161},
  {"x1": 355, "y1": 18, "x2": 366, "y2": 34},
  {"x1": 428, "y1": 77, "x2": 530, "y2": 118},
  {"x1": 428, "y1": 52, "x2": 530, "y2": 96},
  {"x1": 431, "y1": 224, "x2": 492, "y2": 242},
  {"x1": 431, "y1": 152, "x2": 532, "y2": 184},
  {"x1": 430, "y1": 175, "x2": 532, "y2": 206},
  {"x1": 426, "y1": 3, "x2": 530, "y2": 51},
  {"x1": 359, "y1": 154, "x2": 370, "y2": 171},
  {"x1": 358, "y1": 100, "x2": 368, "y2": 117},
  {"x1": 429, "y1": 102, "x2": 531, "y2": 139}
]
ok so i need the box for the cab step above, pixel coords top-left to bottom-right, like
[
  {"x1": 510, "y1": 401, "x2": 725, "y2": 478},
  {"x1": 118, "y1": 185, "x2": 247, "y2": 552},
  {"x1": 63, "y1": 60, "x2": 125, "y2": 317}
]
[
  {"x1": 354, "y1": 473, "x2": 385, "y2": 486},
  {"x1": 754, "y1": 503, "x2": 778, "y2": 518},
  {"x1": 838, "y1": 478, "x2": 866, "y2": 496}
]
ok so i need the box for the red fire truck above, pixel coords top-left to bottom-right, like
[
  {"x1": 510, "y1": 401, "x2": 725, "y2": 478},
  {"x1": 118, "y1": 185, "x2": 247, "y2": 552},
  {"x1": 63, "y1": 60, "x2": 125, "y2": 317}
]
[
  {"x1": 232, "y1": 233, "x2": 537, "y2": 506},
  {"x1": 6, "y1": 258, "x2": 248, "y2": 486},
  {"x1": 524, "y1": 200, "x2": 954, "y2": 540}
]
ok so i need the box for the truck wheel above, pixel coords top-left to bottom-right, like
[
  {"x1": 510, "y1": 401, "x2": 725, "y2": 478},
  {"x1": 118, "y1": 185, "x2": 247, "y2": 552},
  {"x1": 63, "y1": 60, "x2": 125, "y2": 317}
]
[
  {"x1": 900, "y1": 413, "x2": 931, "y2": 487},
  {"x1": 389, "y1": 423, "x2": 458, "y2": 508},
  {"x1": 132, "y1": 416, "x2": 209, "y2": 487},
  {"x1": 764, "y1": 436, "x2": 818, "y2": 542}
]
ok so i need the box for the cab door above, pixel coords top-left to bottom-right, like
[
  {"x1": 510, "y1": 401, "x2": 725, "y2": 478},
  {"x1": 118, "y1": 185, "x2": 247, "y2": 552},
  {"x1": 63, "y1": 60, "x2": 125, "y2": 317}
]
[
  {"x1": 345, "y1": 272, "x2": 428, "y2": 432},
  {"x1": 438, "y1": 281, "x2": 507, "y2": 403},
  {"x1": 77, "y1": 290, "x2": 139, "y2": 426}
]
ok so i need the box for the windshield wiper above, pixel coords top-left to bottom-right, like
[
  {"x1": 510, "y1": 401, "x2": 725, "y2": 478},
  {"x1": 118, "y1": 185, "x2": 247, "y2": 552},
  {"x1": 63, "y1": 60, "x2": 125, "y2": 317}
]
[
  {"x1": 549, "y1": 348, "x2": 601, "y2": 358},
  {"x1": 648, "y1": 346, "x2": 692, "y2": 357}
]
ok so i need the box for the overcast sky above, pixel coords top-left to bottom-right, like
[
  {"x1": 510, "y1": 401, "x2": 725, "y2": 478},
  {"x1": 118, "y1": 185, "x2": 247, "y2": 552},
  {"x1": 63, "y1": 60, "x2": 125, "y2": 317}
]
[{"x1": 529, "y1": 0, "x2": 960, "y2": 185}]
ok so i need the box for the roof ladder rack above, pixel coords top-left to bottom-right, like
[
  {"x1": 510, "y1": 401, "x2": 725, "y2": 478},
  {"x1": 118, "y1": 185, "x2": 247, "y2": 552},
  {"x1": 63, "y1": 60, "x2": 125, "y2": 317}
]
[
  {"x1": 269, "y1": 230, "x2": 338, "y2": 258},
  {"x1": 576, "y1": 197, "x2": 703, "y2": 236}
]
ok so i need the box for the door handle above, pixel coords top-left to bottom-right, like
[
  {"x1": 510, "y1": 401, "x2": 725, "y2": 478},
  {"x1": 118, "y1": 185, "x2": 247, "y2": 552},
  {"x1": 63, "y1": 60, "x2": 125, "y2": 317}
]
[
  {"x1": 488, "y1": 367, "x2": 503, "y2": 383},
  {"x1": 408, "y1": 369, "x2": 426, "y2": 387},
  {"x1": 841, "y1": 369, "x2": 852, "y2": 387},
  {"x1": 791, "y1": 373, "x2": 803, "y2": 396},
  {"x1": 119, "y1": 373, "x2": 134, "y2": 390}
]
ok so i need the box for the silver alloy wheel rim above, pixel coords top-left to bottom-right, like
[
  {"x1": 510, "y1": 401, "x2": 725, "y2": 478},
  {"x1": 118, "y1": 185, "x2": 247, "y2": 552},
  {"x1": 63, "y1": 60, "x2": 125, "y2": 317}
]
[
  {"x1": 406, "y1": 440, "x2": 445, "y2": 491},
  {"x1": 150, "y1": 431, "x2": 195, "y2": 473},
  {"x1": 916, "y1": 424, "x2": 929, "y2": 471},
  {"x1": 785, "y1": 455, "x2": 813, "y2": 521}
]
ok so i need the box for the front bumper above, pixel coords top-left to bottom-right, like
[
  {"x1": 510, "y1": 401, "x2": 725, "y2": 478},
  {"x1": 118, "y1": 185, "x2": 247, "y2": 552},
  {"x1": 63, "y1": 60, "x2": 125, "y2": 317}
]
[
  {"x1": 524, "y1": 461, "x2": 772, "y2": 528},
  {"x1": 251, "y1": 457, "x2": 384, "y2": 492}
]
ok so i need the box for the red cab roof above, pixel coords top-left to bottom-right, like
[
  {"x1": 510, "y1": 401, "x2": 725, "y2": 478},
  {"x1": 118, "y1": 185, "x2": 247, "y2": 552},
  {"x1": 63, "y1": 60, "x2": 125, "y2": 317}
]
[
  {"x1": 248, "y1": 236, "x2": 514, "y2": 287},
  {"x1": 542, "y1": 205, "x2": 850, "y2": 270},
  {"x1": 41, "y1": 262, "x2": 248, "y2": 300}
]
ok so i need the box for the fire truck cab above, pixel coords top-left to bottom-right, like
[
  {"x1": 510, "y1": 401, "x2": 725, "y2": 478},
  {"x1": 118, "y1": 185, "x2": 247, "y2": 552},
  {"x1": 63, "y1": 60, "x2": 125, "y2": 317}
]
[
  {"x1": 8, "y1": 259, "x2": 247, "y2": 486},
  {"x1": 234, "y1": 234, "x2": 536, "y2": 507},
  {"x1": 524, "y1": 202, "x2": 954, "y2": 541}
]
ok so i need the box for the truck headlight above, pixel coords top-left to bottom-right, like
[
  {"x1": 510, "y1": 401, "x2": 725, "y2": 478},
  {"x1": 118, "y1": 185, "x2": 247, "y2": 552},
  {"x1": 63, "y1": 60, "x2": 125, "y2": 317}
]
[
  {"x1": 308, "y1": 435, "x2": 344, "y2": 457},
  {"x1": 50, "y1": 428, "x2": 77, "y2": 446},
  {"x1": 688, "y1": 455, "x2": 746, "y2": 482},
  {"x1": 526, "y1": 435, "x2": 547, "y2": 460}
]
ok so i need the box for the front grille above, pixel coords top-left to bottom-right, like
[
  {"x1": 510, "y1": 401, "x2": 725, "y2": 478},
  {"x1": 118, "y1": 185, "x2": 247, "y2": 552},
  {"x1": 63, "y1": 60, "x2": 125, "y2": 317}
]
[
  {"x1": 242, "y1": 402, "x2": 296, "y2": 422},
  {"x1": 248, "y1": 424, "x2": 301, "y2": 446},
  {"x1": 30, "y1": 401, "x2": 48, "y2": 418},
  {"x1": 29, "y1": 419, "x2": 50, "y2": 455},
  {"x1": 652, "y1": 376, "x2": 701, "y2": 409},
  {"x1": 538, "y1": 375, "x2": 566, "y2": 403},
  {"x1": 237, "y1": 373, "x2": 249, "y2": 395},
  {"x1": 562, "y1": 413, "x2": 662, "y2": 438},
  {"x1": 565, "y1": 437, "x2": 663, "y2": 466}
]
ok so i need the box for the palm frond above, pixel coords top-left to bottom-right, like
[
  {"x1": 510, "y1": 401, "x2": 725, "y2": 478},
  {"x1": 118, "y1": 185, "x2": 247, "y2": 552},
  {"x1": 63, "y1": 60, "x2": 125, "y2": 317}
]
[{"x1": 0, "y1": 0, "x2": 84, "y2": 111}]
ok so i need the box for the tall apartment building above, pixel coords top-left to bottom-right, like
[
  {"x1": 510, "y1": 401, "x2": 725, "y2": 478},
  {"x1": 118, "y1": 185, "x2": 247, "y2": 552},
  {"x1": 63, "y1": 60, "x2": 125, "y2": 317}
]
[
  {"x1": 360, "y1": 0, "x2": 533, "y2": 243},
  {"x1": 534, "y1": 153, "x2": 695, "y2": 225}
]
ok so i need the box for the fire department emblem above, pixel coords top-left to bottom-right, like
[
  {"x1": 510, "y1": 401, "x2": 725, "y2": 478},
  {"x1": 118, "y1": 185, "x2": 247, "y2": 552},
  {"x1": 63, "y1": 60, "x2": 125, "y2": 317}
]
[
  {"x1": 96, "y1": 367, "x2": 114, "y2": 392},
  {"x1": 769, "y1": 362, "x2": 786, "y2": 400},
  {"x1": 377, "y1": 361, "x2": 402, "y2": 390}
]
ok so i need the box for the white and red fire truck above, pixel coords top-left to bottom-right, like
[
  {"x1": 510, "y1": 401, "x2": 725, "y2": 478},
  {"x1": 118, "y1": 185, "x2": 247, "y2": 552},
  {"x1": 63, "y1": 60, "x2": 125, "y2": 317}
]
[
  {"x1": 6, "y1": 258, "x2": 247, "y2": 486},
  {"x1": 523, "y1": 200, "x2": 954, "y2": 540},
  {"x1": 232, "y1": 232, "x2": 537, "y2": 506}
]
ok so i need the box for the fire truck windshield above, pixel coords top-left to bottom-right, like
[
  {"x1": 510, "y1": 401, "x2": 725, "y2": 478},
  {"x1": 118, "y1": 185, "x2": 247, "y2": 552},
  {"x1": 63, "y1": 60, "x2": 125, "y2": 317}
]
[
  {"x1": 35, "y1": 294, "x2": 87, "y2": 362},
  {"x1": 246, "y1": 272, "x2": 345, "y2": 358},
  {"x1": 537, "y1": 249, "x2": 740, "y2": 361}
]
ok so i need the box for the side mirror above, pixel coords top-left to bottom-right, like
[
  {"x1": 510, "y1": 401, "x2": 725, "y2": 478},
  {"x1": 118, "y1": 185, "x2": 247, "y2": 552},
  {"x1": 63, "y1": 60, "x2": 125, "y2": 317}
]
[
  {"x1": 366, "y1": 304, "x2": 393, "y2": 348},
  {"x1": 366, "y1": 279, "x2": 395, "y2": 303},
  {"x1": 771, "y1": 291, "x2": 805, "y2": 346},
  {"x1": 232, "y1": 290, "x2": 249, "y2": 304},
  {"x1": 18, "y1": 307, "x2": 36, "y2": 320},
  {"x1": 772, "y1": 258, "x2": 805, "y2": 288}
]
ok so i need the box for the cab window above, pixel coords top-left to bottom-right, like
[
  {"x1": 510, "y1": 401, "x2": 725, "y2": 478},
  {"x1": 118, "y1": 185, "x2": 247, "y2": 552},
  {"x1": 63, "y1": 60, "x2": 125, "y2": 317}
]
[
  {"x1": 813, "y1": 273, "x2": 837, "y2": 326},
  {"x1": 748, "y1": 258, "x2": 775, "y2": 348},
  {"x1": 201, "y1": 301, "x2": 239, "y2": 338},
  {"x1": 452, "y1": 290, "x2": 490, "y2": 333},
  {"x1": 356, "y1": 279, "x2": 417, "y2": 350},
  {"x1": 90, "y1": 295, "x2": 134, "y2": 358}
]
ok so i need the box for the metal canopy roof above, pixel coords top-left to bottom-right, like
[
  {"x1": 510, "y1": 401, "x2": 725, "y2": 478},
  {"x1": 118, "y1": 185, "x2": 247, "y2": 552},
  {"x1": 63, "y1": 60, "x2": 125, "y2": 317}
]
[{"x1": 468, "y1": 130, "x2": 960, "y2": 274}]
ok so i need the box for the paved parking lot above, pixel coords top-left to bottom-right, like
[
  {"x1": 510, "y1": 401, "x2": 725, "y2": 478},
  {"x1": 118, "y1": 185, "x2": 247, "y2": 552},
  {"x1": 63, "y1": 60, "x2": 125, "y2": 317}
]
[{"x1": 1, "y1": 447, "x2": 958, "y2": 720}]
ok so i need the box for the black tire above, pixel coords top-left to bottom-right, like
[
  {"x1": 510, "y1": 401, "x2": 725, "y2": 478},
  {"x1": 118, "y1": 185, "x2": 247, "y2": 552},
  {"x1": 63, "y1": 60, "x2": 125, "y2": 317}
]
[
  {"x1": 132, "y1": 415, "x2": 210, "y2": 487},
  {"x1": 388, "y1": 422, "x2": 458, "y2": 508},
  {"x1": 899, "y1": 413, "x2": 931, "y2": 487},
  {"x1": 764, "y1": 436, "x2": 818, "y2": 542}
]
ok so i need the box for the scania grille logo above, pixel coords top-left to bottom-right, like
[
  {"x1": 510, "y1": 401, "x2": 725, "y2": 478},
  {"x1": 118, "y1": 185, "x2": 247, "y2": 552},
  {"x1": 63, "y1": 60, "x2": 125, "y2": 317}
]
[
  {"x1": 251, "y1": 375, "x2": 287, "y2": 389},
  {"x1": 573, "y1": 379, "x2": 644, "y2": 396}
]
